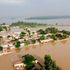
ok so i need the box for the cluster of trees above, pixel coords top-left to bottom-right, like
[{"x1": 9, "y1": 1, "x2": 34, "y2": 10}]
[
  {"x1": 14, "y1": 27, "x2": 70, "y2": 49},
  {"x1": 24, "y1": 39, "x2": 36, "y2": 46},
  {"x1": 14, "y1": 39, "x2": 36, "y2": 49},
  {"x1": 22, "y1": 54, "x2": 60, "y2": 70},
  {"x1": 10, "y1": 21, "x2": 47, "y2": 28},
  {"x1": 0, "y1": 25, "x2": 8, "y2": 32},
  {"x1": 37, "y1": 27, "x2": 70, "y2": 40},
  {"x1": 37, "y1": 27, "x2": 58, "y2": 35},
  {"x1": 60, "y1": 30, "x2": 70, "y2": 35}
]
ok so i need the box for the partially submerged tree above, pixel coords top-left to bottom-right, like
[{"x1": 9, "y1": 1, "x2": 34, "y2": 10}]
[
  {"x1": 31, "y1": 39, "x2": 36, "y2": 44},
  {"x1": 0, "y1": 36, "x2": 3, "y2": 44},
  {"x1": 37, "y1": 38, "x2": 41, "y2": 43},
  {"x1": 15, "y1": 41, "x2": 21, "y2": 49},
  {"x1": 0, "y1": 26, "x2": 3, "y2": 31},
  {"x1": 45, "y1": 27, "x2": 58, "y2": 34},
  {"x1": 20, "y1": 32, "x2": 26, "y2": 38},
  {"x1": 24, "y1": 39, "x2": 30, "y2": 46},
  {"x1": 61, "y1": 30, "x2": 70, "y2": 35},
  {"x1": 37, "y1": 29, "x2": 46, "y2": 35},
  {"x1": 21, "y1": 54, "x2": 60, "y2": 70},
  {"x1": 55, "y1": 33, "x2": 67, "y2": 40},
  {"x1": 0, "y1": 46, "x2": 3, "y2": 51},
  {"x1": 39, "y1": 35, "x2": 45, "y2": 40},
  {"x1": 49, "y1": 34, "x2": 57, "y2": 40},
  {"x1": 44, "y1": 55, "x2": 60, "y2": 70},
  {"x1": 22, "y1": 54, "x2": 36, "y2": 70}
]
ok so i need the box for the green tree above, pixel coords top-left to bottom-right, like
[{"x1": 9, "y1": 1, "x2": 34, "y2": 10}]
[
  {"x1": 0, "y1": 26, "x2": 3, "y2": 31},
  {"x1": 0, "y1": 46, "x2": 3, "y2": 51},
  {"x1": 39, "y1": 35, "x2": 45, "y2": 40},
  {"x1": 42, "y1": 65, "x2": 46, "y2": 70},
  {"x1": 27, "y1": 30, "x2": 31, "y2": 36},
  {"x1": 44, "y1": 55, "x2": 60, "y2": 70},
  {"x1": 37, "y1": 29, "x2": 46, "y2": 35},
  {"x1": 15, "y1": 41, "x2": 21, "y2": 48},
  {"x1": 0, "y1": 36, "x2": 3, "y2": 44},
  {"x1": 20, "y1": 32, "x2": 26, "y2": 38},
  {"x1": 24, "y1": 40, "x2": 30, "y2": 46},
  {"x1": 50, "y1": 27, "x2": 58, "y2": 34},
  {"x1": 31, "y1": 39, "x2": 36, "y2": 44},
  {"x1": 61, "y1": 30, "x2": 70, "y2": 35},
  {"x1": 55, "y1": 33, "x2": 66, "y2": 40},
  {"x1": 22, "y1": 54, "x2": 35, "y2": 70},
  {"x1": 37, "y1": 38, "x2": 41, "y2": 43},
  {"x1": 45, "y1": 27, "x2": 58, "y2": 34},
  {"x1": 50, "y1": 34, "x2": 57, "y2": 40}
]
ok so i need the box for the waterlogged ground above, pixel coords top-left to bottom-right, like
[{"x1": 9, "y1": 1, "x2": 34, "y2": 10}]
[
  {"x1": 0, "y1": 38, "x2": 70, "y2": 70},
  {"x1": 20, "y1": 38, "x2": 70, "y2": 70}
]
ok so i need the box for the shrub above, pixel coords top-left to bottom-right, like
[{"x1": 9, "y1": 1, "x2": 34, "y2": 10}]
[
  {"x1": 0, "y1": 46, "x2": 3, "y2": 51},
  {"x1": 24, "y1": 40, "x2": 30, "y2": 46},
  {"x1": 49, "y1": 34, "x2": 57, "y2": 40},
  {"x1": 39, "y1": 35, "x2": 45, "y2": 40},
  {"x1": 37, "y1": 29, "x2": 46, "y2": 35},
  {"x1": 15, "y1": 41, "x2": 21, "y2": 48},
  {"x1": 0, "y1": 26, "x2": 3, "y2": 31},
  {"x1": 61, "y1": 30, "x2": 70, "y2": 35},
  {"x1": 20, "y1": 32, "x2": 26, "y2": 38},
  {"x1": 31, "y1": 39, "x2": 36, "y2": 44}
]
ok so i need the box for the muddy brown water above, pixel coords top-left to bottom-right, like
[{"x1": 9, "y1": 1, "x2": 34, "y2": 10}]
[{"x1": 0, "y1": 38, "x2": 70, "y2": 70}]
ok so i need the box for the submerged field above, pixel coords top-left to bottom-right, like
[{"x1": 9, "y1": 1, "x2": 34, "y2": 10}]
[
  {"x1": 0, "y1": 38, "x2": 70, "y2": 70},
  {"x1": 0, "y1": 22, "x2": 70, "y2": 70}
]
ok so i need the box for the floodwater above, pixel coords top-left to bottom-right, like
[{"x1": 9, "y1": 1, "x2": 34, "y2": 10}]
[{"x1": 0, "y1": 38, "x2": 70, "y2": 70}]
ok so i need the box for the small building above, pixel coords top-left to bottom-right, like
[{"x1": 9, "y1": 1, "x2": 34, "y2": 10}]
[
  {"x1": 2, "y1": 45, "x2": 11, "y2": 53},
  {"x1": 14, "y1": 63, "x2": 26, "y2": 70}
]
